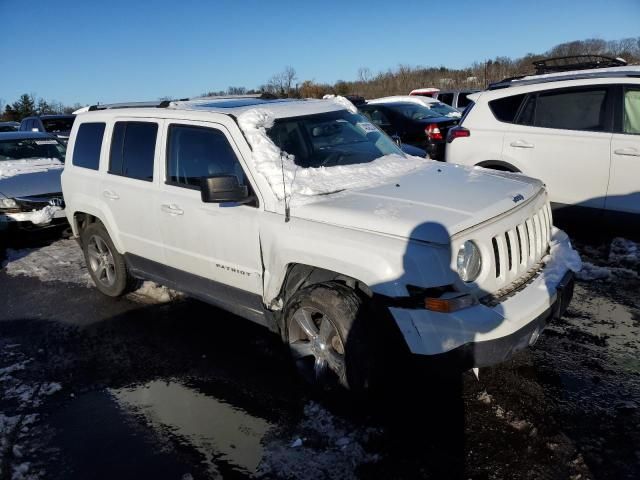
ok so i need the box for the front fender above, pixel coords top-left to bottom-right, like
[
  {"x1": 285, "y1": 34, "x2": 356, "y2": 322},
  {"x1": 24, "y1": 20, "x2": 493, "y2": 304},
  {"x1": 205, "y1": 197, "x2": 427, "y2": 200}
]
[{"x1": 259, "y1": 216, "x2": 455, "y2": 306}]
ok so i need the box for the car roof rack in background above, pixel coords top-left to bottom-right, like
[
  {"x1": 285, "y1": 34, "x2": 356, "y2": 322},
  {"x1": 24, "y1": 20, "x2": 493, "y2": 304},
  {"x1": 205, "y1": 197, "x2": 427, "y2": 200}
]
[
  {"x1": 532, "y1": 55, "x2": 627, "y2": 74},
  {"x1": 87, "y1": 99, "x2": 190, "y2": 111},
  {"x1": 87, "y1": 94, "x2": 283, "y2": 111}
]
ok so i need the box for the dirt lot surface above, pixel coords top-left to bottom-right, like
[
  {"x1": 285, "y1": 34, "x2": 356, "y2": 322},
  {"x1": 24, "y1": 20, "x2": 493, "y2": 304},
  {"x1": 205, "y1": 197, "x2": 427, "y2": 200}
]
[{"x1": 0, "y1": 230, "x2": 638, "y2": 480}]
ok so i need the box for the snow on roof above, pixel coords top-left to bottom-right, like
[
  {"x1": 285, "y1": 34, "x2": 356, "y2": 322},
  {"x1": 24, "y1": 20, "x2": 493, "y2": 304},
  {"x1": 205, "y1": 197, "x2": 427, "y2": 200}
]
[{"x1": 409, "y1": 88, "x2": 440, "y2": 95}]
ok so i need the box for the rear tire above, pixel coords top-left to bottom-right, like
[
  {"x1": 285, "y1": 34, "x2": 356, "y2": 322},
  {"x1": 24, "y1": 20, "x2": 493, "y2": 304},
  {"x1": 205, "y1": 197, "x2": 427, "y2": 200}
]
[
  {"x1": 81, "y1": 222, "x2": 137, "y2": 297},
  {"x1": 284, "y1": 281, "x2": 378, "y2": 391}
]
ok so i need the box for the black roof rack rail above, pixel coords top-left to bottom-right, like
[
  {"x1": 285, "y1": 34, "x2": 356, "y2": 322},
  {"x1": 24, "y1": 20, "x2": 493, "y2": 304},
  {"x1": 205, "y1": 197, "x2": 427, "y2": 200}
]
[
  {"x1": 532, "y1": 55, "x2": 627, "y2": 74},
  {"x1": 87, "y1": 99, "x2": 189, "y2": 111},
  {"x1": 488, "y1": 69, "x2": 640, "y2": 90}
]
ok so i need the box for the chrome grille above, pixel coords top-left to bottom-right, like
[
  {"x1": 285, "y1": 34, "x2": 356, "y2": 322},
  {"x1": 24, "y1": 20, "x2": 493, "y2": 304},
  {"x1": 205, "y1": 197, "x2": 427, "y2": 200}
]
[{"x1": 490, "y1": 203, "x2": 552, "y2": 285}]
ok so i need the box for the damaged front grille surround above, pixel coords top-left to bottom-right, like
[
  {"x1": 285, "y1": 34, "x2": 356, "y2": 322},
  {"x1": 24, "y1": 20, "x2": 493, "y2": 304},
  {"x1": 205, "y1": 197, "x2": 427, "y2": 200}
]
[{"x1": 13, "y1": 193, "x2": 65, "y2": 212}]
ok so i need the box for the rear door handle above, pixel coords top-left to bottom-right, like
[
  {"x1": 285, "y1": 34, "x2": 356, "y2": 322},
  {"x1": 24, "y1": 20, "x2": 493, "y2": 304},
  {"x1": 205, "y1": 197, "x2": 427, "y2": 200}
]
[
  {"x1": 161, "y1": 204, "x2": 184, "y2": 216},
  {"x1": 614, "y1": 147, "x2": 640, "y2": 157},
  {"x1": 102, "y1": 190, "x2": 119, "y2": 200},
  {"x1": 510, "y1": 140, "x2": 535, "y2": 149}
]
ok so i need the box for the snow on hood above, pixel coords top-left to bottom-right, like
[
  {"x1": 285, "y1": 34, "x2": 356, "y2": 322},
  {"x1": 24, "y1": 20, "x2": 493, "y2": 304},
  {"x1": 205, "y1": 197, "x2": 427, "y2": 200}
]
[
  {"x1": 237, "y1": 108, "x2": 429, "y2": 205},
  {"x1": 0, "y1": 159, "x2": 64, "y2": 180}
]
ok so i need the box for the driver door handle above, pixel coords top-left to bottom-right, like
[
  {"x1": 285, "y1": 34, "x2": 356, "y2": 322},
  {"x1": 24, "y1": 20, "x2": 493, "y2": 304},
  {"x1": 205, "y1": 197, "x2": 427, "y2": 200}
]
[
  {"x1": 510, "y1": 140, "x2": 535, "y2": 149},
  {"x1": 614, "y1": 147, "x2": 640, "y2": 157},
  {"x1": 102, "y1": 190, "x2": 119, "y2": 200},
  {"x1": 161, "y1": 204, "x2": 184, "y2": 216}
]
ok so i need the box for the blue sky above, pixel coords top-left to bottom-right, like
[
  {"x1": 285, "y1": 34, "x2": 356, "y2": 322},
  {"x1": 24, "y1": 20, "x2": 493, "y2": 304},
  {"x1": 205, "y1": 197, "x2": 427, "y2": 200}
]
[{"x1": 1, "y1": 0, "x2": 638, "y2": 106}]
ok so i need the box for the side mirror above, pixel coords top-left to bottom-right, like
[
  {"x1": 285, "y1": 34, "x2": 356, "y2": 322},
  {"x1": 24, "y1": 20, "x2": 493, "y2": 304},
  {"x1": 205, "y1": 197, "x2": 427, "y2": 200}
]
[{"x1": 200, "y1": 175, "x2": 250, "y2": 204}]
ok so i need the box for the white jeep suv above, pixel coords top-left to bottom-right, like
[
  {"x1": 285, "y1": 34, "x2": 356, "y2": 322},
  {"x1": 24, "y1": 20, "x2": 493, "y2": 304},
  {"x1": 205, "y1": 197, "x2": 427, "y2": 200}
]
[
  {"x1": 62, "y1": 96, "x2": 580, "y2": 389},
  {"x1": 445, "y1": 58, "x2": 640, "y2": 221}
]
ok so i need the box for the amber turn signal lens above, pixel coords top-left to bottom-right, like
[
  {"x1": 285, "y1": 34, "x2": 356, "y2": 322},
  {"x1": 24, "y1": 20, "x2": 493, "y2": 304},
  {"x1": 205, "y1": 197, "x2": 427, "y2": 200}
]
[{"x1": 424, "y1": 295, "x2": 475, "y2": 313}]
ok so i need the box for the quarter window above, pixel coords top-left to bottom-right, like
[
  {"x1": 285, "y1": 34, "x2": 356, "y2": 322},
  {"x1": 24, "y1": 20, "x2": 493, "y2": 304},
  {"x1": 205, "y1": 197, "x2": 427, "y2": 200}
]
[
  {"x1": 166, "y1": 125, "x2": 246, "y2": 188},
  {"x1": 623, "y1": 89, "x2": 640, "y2": 134},
  {"x1": 489, "y1": 94, "x2": 526, "y2": 123},
  {"x1": 72, "y1": 123, "x2": 105, "y2": 170},
  {"x1": 109, "y1": 122, "x2": 157, "y2": 181}
]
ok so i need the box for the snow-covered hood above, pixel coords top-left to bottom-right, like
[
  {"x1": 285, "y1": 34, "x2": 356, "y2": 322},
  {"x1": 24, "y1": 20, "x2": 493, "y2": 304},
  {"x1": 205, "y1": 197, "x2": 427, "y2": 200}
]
[
  {"x1": 0, "y1": 168, "x2": 63, "y2": 198},
  {"x1": 292, "y1": 163, "x2": 543, "y2": 244}
]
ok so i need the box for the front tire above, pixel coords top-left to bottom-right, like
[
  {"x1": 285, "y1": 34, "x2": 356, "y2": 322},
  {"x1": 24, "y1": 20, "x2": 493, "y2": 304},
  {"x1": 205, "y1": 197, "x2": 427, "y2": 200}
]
[
  {"x1": 284, "y1": 282, "x2": 375, "y2": 391},
  {"x1": 81, "y1": 222, "x2": 136, "y2": 297}
]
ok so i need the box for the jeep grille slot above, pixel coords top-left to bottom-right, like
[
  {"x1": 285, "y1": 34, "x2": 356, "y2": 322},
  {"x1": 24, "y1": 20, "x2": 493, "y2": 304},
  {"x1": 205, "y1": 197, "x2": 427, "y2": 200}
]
[
  {"x1": 487, "y1": 202, "x2": 552, "y2": 289},
  {"x1": 492, "y1": 237, "x2": 501, "y2": 278}
]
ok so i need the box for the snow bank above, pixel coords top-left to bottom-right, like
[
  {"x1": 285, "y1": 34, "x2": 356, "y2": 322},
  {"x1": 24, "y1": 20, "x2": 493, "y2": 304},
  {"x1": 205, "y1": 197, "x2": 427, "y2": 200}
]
[
  {"x1": 609, "y1": 237, "x2": 639, "y2": 265},
  {"x1": 576, "y1": 262, "x2": 612, "y2": 281},
  {"x1": 237, "y1": 108, "x2": 429, "y2": 205},
  {"x1": 539, "y1": 228, "x2": 582, "y2": 287},
  {"x1": 0, "y1": 159, "x2": 63, "y2": 180},
  {"x1": 3, "y1": 239, "x2": 182, "y2": 303}
]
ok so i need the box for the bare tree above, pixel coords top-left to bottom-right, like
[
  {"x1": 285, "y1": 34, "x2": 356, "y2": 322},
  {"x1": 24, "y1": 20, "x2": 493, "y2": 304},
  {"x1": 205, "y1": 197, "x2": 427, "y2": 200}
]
[{"x1": 265, "y1": 66, "x2": 298, "y2": 97}]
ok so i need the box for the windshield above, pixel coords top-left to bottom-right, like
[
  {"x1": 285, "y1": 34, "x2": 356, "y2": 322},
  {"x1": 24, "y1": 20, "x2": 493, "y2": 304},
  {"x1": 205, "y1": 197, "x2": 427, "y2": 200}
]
[
  {"x1": 266, "y1": 110, "x2": 403, "y2": 168},
  {"x1": 0, "y1": 137, "x2": 66, "y2": 161},
  {"x1": 42, "y1": 118, "x2": 74, "y2": 133},
  {"x1": 386, "y1": 103, "x2": 456, "y2": 121}
]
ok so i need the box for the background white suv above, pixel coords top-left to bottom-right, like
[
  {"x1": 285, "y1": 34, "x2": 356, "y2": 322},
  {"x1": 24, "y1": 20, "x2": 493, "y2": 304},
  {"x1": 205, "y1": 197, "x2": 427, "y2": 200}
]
[{"x1": 445, "y1": 60, "x2": 640, "y2": 221}]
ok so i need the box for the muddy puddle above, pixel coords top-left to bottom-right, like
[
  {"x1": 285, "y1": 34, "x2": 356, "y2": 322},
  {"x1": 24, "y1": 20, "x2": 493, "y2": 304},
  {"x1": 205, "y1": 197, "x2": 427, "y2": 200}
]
[{"x1": 110, "y1": 380, "x2": 273, "y2": 476}]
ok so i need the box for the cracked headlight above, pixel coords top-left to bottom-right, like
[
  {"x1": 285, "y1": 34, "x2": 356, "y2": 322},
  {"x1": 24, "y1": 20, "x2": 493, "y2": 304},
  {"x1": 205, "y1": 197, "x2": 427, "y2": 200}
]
[
  {"x1": 0, "y1": 198, "x2": 18, "y2": 209},
  {"x1": 457, "y1": 241, "x2": 482, "y2": 283}
]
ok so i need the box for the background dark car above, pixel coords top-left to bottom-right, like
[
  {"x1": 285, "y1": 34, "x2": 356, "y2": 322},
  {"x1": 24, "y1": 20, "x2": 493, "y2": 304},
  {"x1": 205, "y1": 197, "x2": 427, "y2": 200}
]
[
  {"x1": 0, "y1": 121, "x2": 20, "y2": 133},
  {"x1": 359, "y1": 102, "x2": 459, "y2": 160},
  {"x1": 19, "y1": 114, "x2": 75, "y2": 142}
]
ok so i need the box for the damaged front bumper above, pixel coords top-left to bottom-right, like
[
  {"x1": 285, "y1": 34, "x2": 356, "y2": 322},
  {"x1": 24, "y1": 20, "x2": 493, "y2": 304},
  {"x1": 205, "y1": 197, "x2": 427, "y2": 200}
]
[
  {"x1": 0, "y1": 208, "x2": 68, "y2": 232},
  {"x1": 388, "y1": 228, "x2": 580, "y2": 370}
]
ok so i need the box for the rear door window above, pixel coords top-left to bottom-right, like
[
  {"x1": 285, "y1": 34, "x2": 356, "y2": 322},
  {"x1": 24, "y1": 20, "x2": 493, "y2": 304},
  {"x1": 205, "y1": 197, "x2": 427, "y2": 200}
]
[
  {"x1": 72, "y1": 123, "x2": 106, "y2": 170},
  {"x1": 109, "y1": 121, "x2": 158, "y2": 181},
  {"x1": 532, "y1": 87, "x2": 609, "y2": 132}
]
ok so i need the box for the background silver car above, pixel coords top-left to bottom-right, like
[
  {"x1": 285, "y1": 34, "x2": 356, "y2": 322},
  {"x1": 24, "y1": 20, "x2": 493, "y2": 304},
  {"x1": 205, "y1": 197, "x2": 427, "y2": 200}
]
[{"x1": 0, "y1": 131, "x2": 67, "y2": 234}]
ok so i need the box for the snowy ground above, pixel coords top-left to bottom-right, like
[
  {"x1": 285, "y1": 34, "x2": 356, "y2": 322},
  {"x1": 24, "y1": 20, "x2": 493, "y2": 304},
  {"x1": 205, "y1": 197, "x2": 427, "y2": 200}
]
[
  {"x1": 0, "y1": 233, "x2": 638, "y2": 479},
  {"x1": 2, "y1": 239, "x2": 181, "y2": 303}
]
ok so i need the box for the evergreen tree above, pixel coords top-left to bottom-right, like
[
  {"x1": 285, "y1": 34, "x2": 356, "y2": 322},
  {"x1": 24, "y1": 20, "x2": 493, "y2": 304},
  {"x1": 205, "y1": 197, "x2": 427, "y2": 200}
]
[{"x1": 11, "y1": 94, "x2": 36, "y2": 121}]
